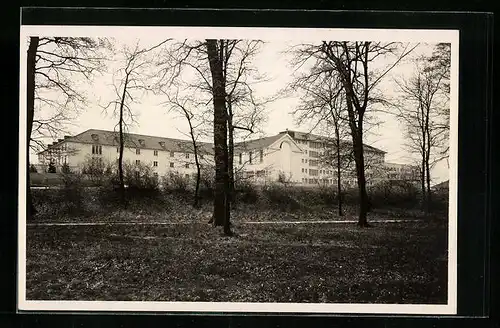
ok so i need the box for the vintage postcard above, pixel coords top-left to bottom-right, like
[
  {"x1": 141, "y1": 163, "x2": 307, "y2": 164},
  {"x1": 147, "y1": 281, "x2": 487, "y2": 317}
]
[{"x1": 18, "y1": 24, "x2": 458, "y2": 314}]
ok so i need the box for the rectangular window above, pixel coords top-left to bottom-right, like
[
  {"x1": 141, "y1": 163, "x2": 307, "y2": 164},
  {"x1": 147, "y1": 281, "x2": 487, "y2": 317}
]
[
  {"x1": 239, "y1": 153, "x2": 242, "y2": 165},
  {"x1": 154, "y1": 150, "x2": 158, "y2": 156},
  {"x1": 153, "y1": 161, "x2": 158, "y2": 167},
  {"x1": 301, "y1": 168, "x2": 304, "y2": 173},
  {"x1": 185, "y1": 153, "x2": 189, "y2": 159},
  {"x1": 154, "y1": 172, "x2": 158, "y2": 178},
  {"x1": 117, "y1": 147, "x2": 119, "y2": 153},
  {"x1": 135, "y1": 171, "x2": 140, "y2": 179},
  {"x1": 169, "y1": 162, "x2": 174, "y2": 168},
  {"x1": 309, "y1": 169, "x2": 319, "y2": 176},
  {"x1": 249, "y1": 152, "x2": 253, "y2": 164},
  {"x1": 185, "y1": 174, "x2": 190, "y2": 179},
  {"x1": 260, "y1": 149, "x2": 263, "y2": 163},
  {"x1": 305, "y1": 159, "x2": 308, "y2": 163},
  {"x1": 136, "y1": 148, "x2": 140, "y2": 155},
  {"x1": 135, "y1": 160, "x2": 140, "y2": 165},
  {"x1": 92, "y1": 145, "x2": 102, "y2": 155},
  {"x1": 305, "y1": 168, "x2": 308, "y2": 174},
  {"x1": 170, "y1": 151, "x2": 175, "y2": 157},
  {"x1": 185, "y1": 163, "x2": 189, "y2": 169}
]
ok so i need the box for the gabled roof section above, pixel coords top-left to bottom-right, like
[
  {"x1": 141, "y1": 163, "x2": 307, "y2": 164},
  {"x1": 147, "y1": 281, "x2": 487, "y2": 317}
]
[
  {"x1": 40, "y1": 129, "x2": 214, "y2": 155},
  {"x1": 281, "y1": 129, "x2": 387, "y2": 154},
  {"x1": 233, "y1": 134, "x2": 284, "y2": 152}
]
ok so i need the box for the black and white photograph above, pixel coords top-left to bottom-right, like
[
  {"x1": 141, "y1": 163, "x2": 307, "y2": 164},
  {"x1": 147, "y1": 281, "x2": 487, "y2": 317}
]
[{"x1": 18, "y1": 25, "x2": 458, "y2": 314}]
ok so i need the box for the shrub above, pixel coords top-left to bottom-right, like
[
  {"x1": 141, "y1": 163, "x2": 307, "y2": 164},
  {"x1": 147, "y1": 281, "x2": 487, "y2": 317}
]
[
  {"x1": 234, "y1": 178, "x2": 259, "y2": 204},
  {"x1": 161, "y1": 171, "x2": 190, "y2": 194},
  {"x1": 47, "y1": 162, "x2": 56, "y2": 173},
  {"x1": 59, "y1": 171, "x2": 86, "y2": 214},
  {"x1": 368, "y1": 180, "x2": 420, "y2": 209},
  {"x1": 61, "y1": 163, "x2": 71, "y2": 174},
  {"x1": 29, "y1": 164, "x2": 38, "y2": 173},
  {"x1": 261, "y1": 183, "x2": 301, "y2": 211}
]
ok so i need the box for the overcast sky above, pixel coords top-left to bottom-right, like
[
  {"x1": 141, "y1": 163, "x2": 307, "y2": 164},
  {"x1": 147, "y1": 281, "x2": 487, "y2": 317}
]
[{"x1": 24, "y1": 28, "x2": 454, "y2": 183}]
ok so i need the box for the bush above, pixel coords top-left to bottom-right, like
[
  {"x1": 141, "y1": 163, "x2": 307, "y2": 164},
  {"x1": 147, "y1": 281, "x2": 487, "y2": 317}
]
[
  {"x1": 261, "y1": 183, "x2": 301, "y2": 210},
  {"x1": 234, "y1": 178, "x2": 259, "y2": 204},
  {"x1": 161, "y1": 171, "x2": 190, "y2": 194},
  {"x1": 368, "y1": 180, "x2": 420, "y2": 209},
  {"x1": 61, "y1": 163, "x2": 71, "y2": 174},
  {"x1": 29, "y1": 164, "x2": 38, "y2": 173},
  {"x1": 60, "y1": 172, "x2": 86, "y2": 213},
  {"x1": 47, "y1": 162, "x2": 56, "y2": 173}
]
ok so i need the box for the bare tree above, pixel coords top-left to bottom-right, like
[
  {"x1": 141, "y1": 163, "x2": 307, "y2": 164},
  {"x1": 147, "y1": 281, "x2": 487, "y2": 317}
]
[
  {"x1": 26, "y1": 36, "x2": 109, "y2": 216},
  {"x1": 101, "y1": 39, "x2": 169, "y2": 206},
  {"x1": 289, "y1": 41, "x2": 417, "y2": 226},
  {"x1": 162, "y1": 88, "x2": 205, "y2": 208},
  {"x1": 206, "y1": 39, "x2": 232, "y2": 236},
  {"x1": 288, "y1": 69, "x2": 351, "y2": 216},
  {"x1": 153, "y1": 39, "x2": 270, "y2": 235},
  {"x1": 394, "y1": 57, "x2": 449, "y2": 213}
]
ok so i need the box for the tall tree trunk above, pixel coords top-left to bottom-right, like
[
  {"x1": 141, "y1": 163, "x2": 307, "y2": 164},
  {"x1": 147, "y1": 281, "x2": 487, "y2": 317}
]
[
  {"x1": 186, "y1": 115, "x2": 201, "y2": 208},
  {"x1": 335, "y1": 127, "x2": 343, "y2": 216},
  {"x1": 27, "y1": 36, "x2": 39, "y2": 217},
  {"x1": 118, "y1": 74, "x2": 129, "y2": 207},
  {"x1": 227, "y1": 105, "x2": 235, "y2": 204},
  {"x1": 353, "y1": 130, "x2": 369, "y2": 226},
  {"x1": 425, "y1": 143, "x2": 432, "y2": 213},
  {"x1": 206, "y1": 39, "x2": 231, "y2": 235},
  {"x1": 421, "y1": 158, "x2": 427, "y2": 212}
]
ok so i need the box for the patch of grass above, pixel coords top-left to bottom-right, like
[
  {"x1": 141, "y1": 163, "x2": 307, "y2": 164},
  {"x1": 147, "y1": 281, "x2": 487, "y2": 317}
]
[{"x1": 26, "y1": 220, "x2": 448, "y2": 304}]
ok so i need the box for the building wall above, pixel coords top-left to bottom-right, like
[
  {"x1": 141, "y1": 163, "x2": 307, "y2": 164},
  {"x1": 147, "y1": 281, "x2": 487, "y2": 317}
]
[{"x1": 38, "y1": 132, "x2": 418, "y2": 186}]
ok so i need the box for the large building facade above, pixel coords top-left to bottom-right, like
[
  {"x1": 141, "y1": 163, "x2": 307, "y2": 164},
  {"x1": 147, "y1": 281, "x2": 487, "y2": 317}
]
[{"x1": 36, "y1": 129, "x2": 419, "y2": 187}]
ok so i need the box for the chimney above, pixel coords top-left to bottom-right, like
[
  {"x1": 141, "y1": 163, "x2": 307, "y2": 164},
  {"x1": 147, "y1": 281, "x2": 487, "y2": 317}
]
[
  {"x1": 58, "y1": 138, "x2": 64, "y2": 143},
  {"x1": 64, "y1": 135, "x2": 71, "y2": 140}
]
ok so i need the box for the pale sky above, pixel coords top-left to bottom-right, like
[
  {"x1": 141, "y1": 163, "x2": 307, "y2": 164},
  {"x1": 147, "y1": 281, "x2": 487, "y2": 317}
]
[{"x1": 24, "y1": 28, "x2": 455, "y2": 183}]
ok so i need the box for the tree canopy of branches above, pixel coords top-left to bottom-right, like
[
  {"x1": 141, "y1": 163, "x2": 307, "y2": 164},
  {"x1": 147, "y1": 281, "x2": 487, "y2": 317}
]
[
  {"x1": 289, "y1": 69, "x2": 352, "y2": 216},
  {"x1": 26, "y1": 36, "x2": 110, "y2": 216},
  {"x1": 289, "y1": 41, "x2": 417, "y2": 226},
  {"x1": 101, "y1": 39, "x2": 170, "y2": 205},
  {"x1": 154, "y1": 39, "x2": 270, "y2": 235},
  {"x1": 394, "y1": 50, "x2": 450, "y2": 213}
]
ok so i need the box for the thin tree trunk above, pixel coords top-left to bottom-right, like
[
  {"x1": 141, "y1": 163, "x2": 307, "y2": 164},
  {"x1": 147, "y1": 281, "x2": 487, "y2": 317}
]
[
  {"x1": 353, "y1": 130, "x2": 369, "y2": 226},
  {"x1": 421, "y1": 158, "x2": 427, "y2": 212},
  {"x1": 425, "y1": 144, "x2": 432, "y2": 213},
  {"x1": 206, "y1": 39, "x2": 231, "y2": 235},
  {"x1": 185, "y1": 112, "x2": 201, "y2": 208},
  {"x1": 227, "y1": 106, "x2": 235, "y2": 204},
  {"x1": 118, "y1": 74, "x2": 129, "y2": 207},
  {"x1": 27, "y1": 36, "x2": 39, "y2": 217},
  {"x1": 335, "y1": 127, "x2": 343, "y2": 216}
]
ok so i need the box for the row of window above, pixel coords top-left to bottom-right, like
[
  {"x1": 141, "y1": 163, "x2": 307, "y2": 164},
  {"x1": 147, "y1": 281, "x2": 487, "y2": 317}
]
[
  {"x1": 128, "y1": 159, "x2": 191, "y2": 169},
  {"x1": 111, "y1": 145, "x2": 199, "y2": 159},
  {"x1": 238, "y1": 149, "x2": 264, "y2": 165},
  {"x1": 301, "y1": 168, "x2": 335, "y2": 175}
]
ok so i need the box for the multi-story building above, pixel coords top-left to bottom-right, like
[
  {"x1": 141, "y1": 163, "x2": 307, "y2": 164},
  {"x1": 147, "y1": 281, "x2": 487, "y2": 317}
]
[{"x1": 36, "y1": 128, "x2": 418, "y2": 186}]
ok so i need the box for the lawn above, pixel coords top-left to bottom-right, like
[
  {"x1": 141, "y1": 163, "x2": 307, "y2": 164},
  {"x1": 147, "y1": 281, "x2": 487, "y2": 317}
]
[{"x1": 25, "y1": 217, "x2": 448, "y2": 304}]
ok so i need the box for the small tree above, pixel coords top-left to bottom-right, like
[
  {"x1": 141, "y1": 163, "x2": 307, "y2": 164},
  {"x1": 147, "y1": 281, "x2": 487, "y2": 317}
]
[
  {"x1": 61, "y1": 162, "x2": 71, "y2": 174},
  {"x1": 47, "y1": 161, "x2": 56, "y2": 173}
]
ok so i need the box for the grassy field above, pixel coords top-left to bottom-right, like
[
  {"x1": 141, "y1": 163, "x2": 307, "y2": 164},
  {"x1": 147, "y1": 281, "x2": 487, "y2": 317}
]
[{"x1": 26, "y1": 217, "x2": 448, "y2": 304}]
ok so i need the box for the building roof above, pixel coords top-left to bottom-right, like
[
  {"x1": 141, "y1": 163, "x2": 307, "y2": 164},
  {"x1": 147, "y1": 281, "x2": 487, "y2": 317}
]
[
  {"x1": 38, "y1": 129, "x2": 214, "y2": 155},
  {"x1": 233, "y1": 134, "x2": 285, "y2": 152},
  {"x1": 279, "y1": 130, "x2": 386, "y2": 154},
  {"x1": 39, "y1": 128, "x2": 386, "y2": 156}
]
